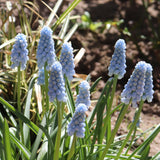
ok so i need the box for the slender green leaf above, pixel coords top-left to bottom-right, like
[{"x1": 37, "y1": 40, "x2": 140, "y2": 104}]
[
  {"x1": 0, "y1": 97, "x2": 43, "y2": 138},
  {"x1": 3, "y1": 119, "x2": 13, "y2": 160},
  {"x1": 45, "y1": 0, "x2": 63, "y2": 27},
  {"x1": 65, "y1": 76, "x2": 75, "y2": 115},
  {"x1": 140, "y1": 145, "x2": 150, "y2": 160},
  {"x1": 52, "y1": 0, "x2": 81, "y2": 31},
  {"x1": 30, "y1": 116, "x2": 46, "y2": 160},
  {"x1": 64, "y1": 23, "x2": 79, "y2": 42},
  {"x1": 58, "y1": 13, "x2": 70, "y2": 44},
  {"x1": 0, "y1": 38, "x2": 15, "y2": 49},
  {"x1": 23, "y1": 76, "x2": 36, "y2": 148},
  {"x1": 151, "y1": 151, "x2": 160, "y2": 160},
  {"x1": 88, "y1": 78, "x2": 113, "y2": 127},
  {"x1": 90, "y1": 77, "x2": 102, "y2": 93},
  {"x1": 37, "y1": 137, "x2": 48, "y2": 160},
  {"x1": 9, "y1": 132, "x2": 31, "y2": 159},
  {"x1": 128, "y1": 124, "x2": 160, "y2": 160},
  {"x1": 137, "y1": 125, "x2": 160, "y2": 155}
]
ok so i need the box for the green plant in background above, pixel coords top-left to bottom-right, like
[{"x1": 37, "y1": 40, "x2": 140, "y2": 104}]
[
  {"x1": 80, "y1": 11, "x2": 131, "y2": 36},
  {"x1": 0, "y1": 0, "x2": 160, "y2": 160}
]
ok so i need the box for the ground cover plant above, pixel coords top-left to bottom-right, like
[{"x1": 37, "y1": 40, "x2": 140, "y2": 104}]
[{"x1": 0, "y1": 0, "x2": 160, "y2": 160}]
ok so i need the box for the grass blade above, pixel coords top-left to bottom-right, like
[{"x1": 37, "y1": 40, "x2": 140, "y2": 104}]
[
  {"x1": 52, "y1": 0, "x2": 81, "y2": 31},
  {"x1": 3, "y1": 119, "x2": 12, "y2": 160},
  {"x1": 9, "y1": 132, "x2": 31, "y2": 159},
  {"x1": 0, "y1": 97, "x2": 43, "y2": 137},
  {"x1": 45, "y1": 0, "x2": 63, "y2": 27},
  {"x1": 0, "y1": 38, "x2": 15, "y2": 49},
  {"x1": 30, "y1": 116, "x2": 46, "y2": 160},
  {"x1": 90, "y1": 77, "x2": 102, "y2": 93},
  {"x1": 64, "y1": 23, "x2": 79, "y2": 42},
  {"x1": 65, "y1": 76, "x2": 75, "y2": 115},
  {"x1": 58, "y1": 13, "x2": 70, "y2": 43},
  {"x1": 23, "y1": 76, "x2": 36, "y2": 148},
  {"x1": 88, "y1": 78, "x2": 113, "y2": 127}
]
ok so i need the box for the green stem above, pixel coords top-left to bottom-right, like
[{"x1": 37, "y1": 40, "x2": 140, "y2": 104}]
[
  {"x1": 103, "y1": 75, "x2": 118, "y2": 143},
  {"x1": 17, "y1": 65, "x2": 24, "y2": 144},
  {"x1": 67, "y1": 134, "x2": 76, "y2": 160},
  {"x1": 125, "y1": 126, "x2": 137, "y2": 155},
  {"x1": 99, "y1": 103, "x2": 130, "y2": 160},
  {"x1": 98, "y1": 75, "x2": 118, "y2": 158},
  {"x1": 109, "y1": 75, "x2": 118, "y2": 108},
  {"x1": 115, "y1": 100, "x2": 144, "y2": 160},
  {"x1": 53, "y1": 100, "x2": 64, "y2": 160},
  {"x1": 44, "y1": 63, "x2": 49, "y2": 112},
  {"x1": 41, "y1": 85, "x2": 45, "y2": 117}
]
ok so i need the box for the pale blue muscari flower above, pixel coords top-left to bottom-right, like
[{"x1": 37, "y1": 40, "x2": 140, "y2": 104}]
[
  {"x1": 67, "y1": 103, "x2": 88, "y2": 138},
  {"x1": 48, "y1": 61, "x2": 67, "y2": 102},
  {"x1": 75, "y1": 81, "x2": 91, "y2": 108},
  {"x1": 142, "y1": 63, "x2": 154, "y2": 102},
  {"x1": 11, "y1": 33, "x2": 29, "y2": 70},
  {"x1": 37, "y1": 68, "x2": 45, "y2": 85},
  {"x1": 60, "y1": 42, "x2": 75, "y2": 81},
  {"x1": 108, "y1": 39, "x2": 126, "y2": 79},
  {"x1": 121, "y1": 61, "x2": 147, "y2": 107},
  {"x1": 36, "y1": 26, "x2": 56, "y2": 70}
]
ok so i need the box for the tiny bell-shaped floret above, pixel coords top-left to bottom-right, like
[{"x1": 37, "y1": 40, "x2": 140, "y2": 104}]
[
  {"x1": 36, "y1": 26, "x2": 56, "y2": 70},
  {"x1": 60, "y1": 42, "x2": 75, "y2": 81},
  {"x1": 11, "y1": 33, "x2": 29, "y2": 70},
  {"x1": 48, "y1": 61, "x2": 67, "y2": 102},
  {"x1": 121, "y1": 61, "x2": 147, "y2": 107},
  {"x1": 37, "y1": 68, "x2": 45, "y2": 85},
  {"x1": 75, "y1": 81, "x2": 91, "y2": 108},
  {"x1": 67, "y1": 103, "x2": 88, "y2": 138},
  {"x1": 142, "y1": 63, "x2": 154, "y2": 102},
  {"x1": 108, "y1": 39, "x2": 126, "y2": 79}
]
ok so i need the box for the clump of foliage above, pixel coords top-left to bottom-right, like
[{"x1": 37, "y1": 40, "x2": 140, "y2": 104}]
[{"x1": 0, "y1": 0, "x2": 160, "y2": 160}]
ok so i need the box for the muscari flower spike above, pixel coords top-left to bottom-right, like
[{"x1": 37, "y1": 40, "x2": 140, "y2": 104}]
[
  {"x1": 75, "y1": 81, "x2": 91, "y2": 108},
  {"x1": 142, "y1": 63, "x2": 154, "y2": 102},
  {"x1": 60, "y1": 42, "x2": 75, "y2": 81},
  {"x1": 121, "y1": 61, "x2": 147, "y2": 107},
  {"x1": 37, "y1": 68, "x2": 45, "y2": 85},
  {"x1": 48, "y1": 61, "x2": 67, "y2": 102},
  {"x1": 67, "y1": 103, "x2": 88, "y2": 138},
  {"x1": 36, "y1": 26, "x2": 56, "y2": 70},
  {"x1": 108, "y1": 39, "x2": 126, "y2": 79},
  {"x1": 11, "y1": 33, "x2": 29, "y2": 70}
]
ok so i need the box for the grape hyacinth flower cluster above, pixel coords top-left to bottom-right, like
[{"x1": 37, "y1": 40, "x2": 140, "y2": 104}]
[
  {"x1": 75, "y1": 81, "x2": 91, "y2": 108},
  {"x1": 108, "y1": 39, "x2": 126, "y2": 79},
  {"x1": 67, "y1": 103, "x2": 87, "y2": 138},
  {"x1": 37, "y1": 68, "x2": 45, "y2": 85},
  {"x1": 142, "y1": 63, "x2": 154, "y2": 102},
  {"x1": 36, "y1": 26, "x2": 56, "y2": 70},
  {"x1": 11, "y1": 33, "x2": 29, "y2": 70},
  {"x1": 121, "y1": 61, "x2": 154, "y2": 107},
  {"x1": 60, "y1": 42, "x2": 75, "y2": 81},
  {"x1": 48, "y1": 61, "x2": 67, "y2": 102}
]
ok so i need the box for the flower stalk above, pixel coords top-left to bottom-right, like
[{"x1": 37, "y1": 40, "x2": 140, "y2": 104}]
[
  {"x1": 115, "y1": 99, "x2": 144, "y2": 160},
  {"x1": 44, "y1": 62, "x2": 49, "y2": 112},
  {"x1": 67, "y1": 134, "x2": 77, "y2": 160},
  {"x1": 53, "y1": 101, "x2": 64, "y2": 160},
  {"x1": 100, "y1": 102, "x2": 130, "y2": 160},
  {"x1": 17, "y1": 65, "x2": 24, "y2": 144}
]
